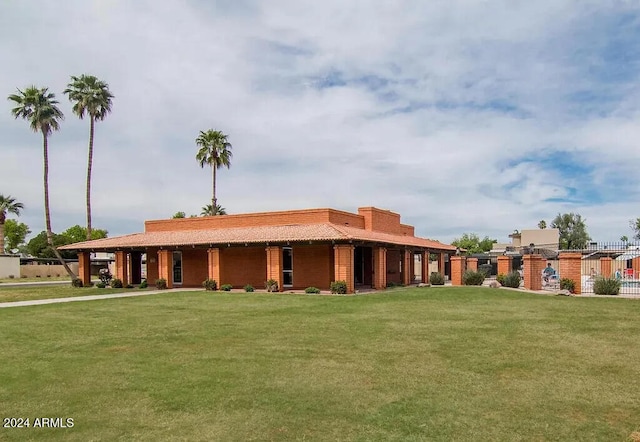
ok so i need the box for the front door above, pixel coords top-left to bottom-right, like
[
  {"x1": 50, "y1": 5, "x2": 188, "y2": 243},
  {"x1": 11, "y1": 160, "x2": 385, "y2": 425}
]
[{"x1": 173, "y1": 251, "x2": 182, "y2": 285}]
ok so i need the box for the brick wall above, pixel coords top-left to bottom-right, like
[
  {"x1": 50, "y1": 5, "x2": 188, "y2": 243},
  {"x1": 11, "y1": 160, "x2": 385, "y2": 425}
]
[
  {"x1": 386, "y1": 249, "x2": 402, "y2": 285},
  {"x1": 220, "y1": 246, "x2": 267, "y2": 289},
  {"x1": 450, "y1": 256, "x2": 466, "y2": 286},
  {"x1": 559, "y1": 253, "x2": 582, "y2": 295},
  {"x1": 146, "y1": 248, "x2": 159, "y2": 284},
  {"x1": 292, "y1": 244, "x2": 333, "y2": 290},
  {"x1": 181, "y1": 249, "x2": 208, "y2": 287},
  {"x1": 357, "y1": 207, "x2": 411, "y2": 235}
]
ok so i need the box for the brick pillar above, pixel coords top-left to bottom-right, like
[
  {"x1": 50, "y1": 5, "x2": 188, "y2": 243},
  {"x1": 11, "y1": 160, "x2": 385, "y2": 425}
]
[
  {"x1": 77, "y1": 252, "x2": 92, "y2": 286},
  {"x1": 600, "y1": 257, "x2": 612, "y2": 278},
  {"x1": 422, "y1": 251, "x2": 429, "y2": 283},
  {"x1": 559, "y1": 253, "x2": 582, "y2": 295},
  {"x1": 130, "y1": 252, "x2": 142, "y2": 285},
  {"x1": 632, "y1": 257, "x2": 640, "y2": 280},
  {"x1": 467, "y1": 257, "x2": 478, "y2": 272},
  {"x1": 157, "y1": 250, "x2": 173, "y2": 289},
  {"x1": 115, "y1": 251, "x2": 129, "y2": 285},
  {"x1": 334, "y1": 244, "x2": 355, "y2": 293},
  {"x1": 497, "y1": 255, "x2": 512, "y2": 275},
  {"x1": 403, "y1": 250, "x2": 412, "y2": 286},
  {"x1": 373, "y1": 246, "x2": 387, "y2": 289},
  {"x1": 523, "y1": 254, "x2": 544, "y2": 291},
  {"x1": 146, "y1": 248, "x2": 159, "y2": 284},
  {"x1": 266, "y1": 246, "x2": 283, "y2": 292},
  {"x1": 438, "y1": 253, "x2": 446, "y2": 278},
  {"x1": 207, "y1": 248, "x2": 221, "y2": 286},
  {"x1": 450, "y1": 256, "x2": 466, "y2": 286}
]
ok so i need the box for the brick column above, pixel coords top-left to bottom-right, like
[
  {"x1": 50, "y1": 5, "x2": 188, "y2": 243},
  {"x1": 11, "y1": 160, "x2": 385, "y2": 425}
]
[
  {"x1": 334, "y1": 244, "x2": 355, "y2": 293},
  {"x1": 207, "y1": 248, "x2": 221, "y2": 286},
  {"x1": 266, "y1": 246, "x2": 283, "y2": 292},
  {"x1": 403, "y1": 250, "x2": 412, "y2": 286},
  {"x1": 146, "y1": 248, "x2": 159, "y2": 284},
  {"x1": 115, "y1": 251, "x2": 129, "y2": 285},
  {"x1": 77, "y1": 252, "x2": 92, "y2": 286},
  {"x1": 450, "y1": 256, "x2": 466, "y2": 286},
  {"x1": 373, "y1": 246, "x2": 387, "y2": 289},
  {"x1": 130, "y1": 252, "x2": 142, "y2": 285},
  {"x1": 157, "y1": 250, "x2": 173, "y2": 289},
  {"x1": 467, "y1": 257, "x2": 478, "y2": 272},
  {"x1": 438, "y1": 253, "x2": 446, "y2": 278},
  {"x1": 600, "y1": 257, "x2": 612, "y2": 278},
  {"x1": 632, "y1": 257, "x2": 640, "y2": 280},
  {"x1": 422, "y1": 251, "x2": 429, "y2": 283},
  {"x1": 497, "y1": 255, "x2": 512, "y2": 275},
  {"x1": 523, "y1": 254, "x2": 544, "y2": 291},
  {"x1": 559, "y1": 253, "x2": 582, "y2": 295}
]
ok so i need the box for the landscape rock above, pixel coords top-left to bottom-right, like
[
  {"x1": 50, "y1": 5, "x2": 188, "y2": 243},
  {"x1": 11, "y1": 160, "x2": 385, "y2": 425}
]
[
  {"x1": 489, "y1": 281, "x2": 502, "y2": 288},
  {"x1": 418, "y1": 283, "x2": 430, "y2": 288}
]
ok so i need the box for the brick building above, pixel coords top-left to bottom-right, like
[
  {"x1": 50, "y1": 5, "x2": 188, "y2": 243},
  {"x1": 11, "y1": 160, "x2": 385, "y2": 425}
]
[{"x1": 60, "y1": 207, "x2": 456, "y2": 293}]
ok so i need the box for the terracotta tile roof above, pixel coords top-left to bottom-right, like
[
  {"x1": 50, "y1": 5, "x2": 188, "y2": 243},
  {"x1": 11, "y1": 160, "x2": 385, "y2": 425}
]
[{"x1": 59, "y1": 223, "x2": 456, "y2": 251}]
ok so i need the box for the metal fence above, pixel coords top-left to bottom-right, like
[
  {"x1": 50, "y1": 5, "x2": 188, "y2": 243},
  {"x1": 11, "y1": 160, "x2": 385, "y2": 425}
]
[{"x1": 578, "y1": 242, "x2": 640, "y2": 296}]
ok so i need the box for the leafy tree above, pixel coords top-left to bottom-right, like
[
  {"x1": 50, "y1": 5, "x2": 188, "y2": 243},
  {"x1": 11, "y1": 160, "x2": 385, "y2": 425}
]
[
  {"x1": 64, "y1": 75, "x2": 114, "y2": 240},
  {"x1": 0, "y1": 194, "x2": 24, "y2": 254},
  {"x1": 61, "y1": 225, "x2": 107, "y2": 244},
  {"x1": 551, "y1": 213, "x2": 591, "y2": 250},
  {"x1": 631, "y1": 218, "x2": 640, "y2": 241},
  {"x1": 8, "y1": 87, "x2": 76, "y2": 278},
  {"x1": 201, "y1": 204, "x2": 227, "y2": 216},
  {"x1": 172, "y1": 211, "x2": 186, "y2": 219},
  {"x1": 451, "y1": 233, "x2": 497, "y2": 255},
  {"x1": 621, "y1": 235, "x2": 629, "y2": 244},
  {"x1": 26, "y1": 231, "x2": 75, "y2": 260},
  {"x1": 3, "y1": 219, "x2": 30, "y2": 253},
  {"x1": 195, "y1": 130, "x2": 232, "y2": 211},
  {"x1": 538, "y1": 220, "x2": 547, "y2": 229}
]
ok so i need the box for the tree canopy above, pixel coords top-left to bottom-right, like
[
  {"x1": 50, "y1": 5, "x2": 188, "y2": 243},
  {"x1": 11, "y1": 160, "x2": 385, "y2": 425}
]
[
  {"x1": 26, "y1": 225, "x2": 107, "y2": 259},
  {"x1": 551, "y1": 213, "x2": 591, "y2": 250},
  {"x1": 3, "y1": 219, "x2": 30, "y2": 253},
  {"x1": 631, "y1": 218, "x2": 640, "y2": 241},
  {"x1": 451, "y1": 233, "x2": 497, "y2": 255}
]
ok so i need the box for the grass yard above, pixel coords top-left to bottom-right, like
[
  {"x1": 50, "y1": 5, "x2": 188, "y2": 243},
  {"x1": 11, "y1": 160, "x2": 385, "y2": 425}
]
[
  {"x1": 1, "y1": 287, "x2": 640, "y2": 441},
  {"x1": 0, "y1": 276, "x2": 72, "y2": 283},
  {"x1": 0, "y1": 285, "x2": 134, "y2": 303}
]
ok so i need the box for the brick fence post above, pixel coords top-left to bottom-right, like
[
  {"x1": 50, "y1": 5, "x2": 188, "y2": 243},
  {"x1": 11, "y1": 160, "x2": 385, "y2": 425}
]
[
  {"x1": 467, "y1": 257, "x2": 478, "y2": 272},
  {"x1": 450, "y1": 256, "x2": 466, "y2": 286},
  {"x1": 523, "y1": 254, "x2": 544, "y2": 291},
  {"x1": 600, "y1": 257, "x2": 612, "y2": 278},
  {"x1": 559, "y1": 253, "x2": 582, "y2": 295},
  {"x1": 497, "y1": 255, "x2": 512, "y2": 276}
]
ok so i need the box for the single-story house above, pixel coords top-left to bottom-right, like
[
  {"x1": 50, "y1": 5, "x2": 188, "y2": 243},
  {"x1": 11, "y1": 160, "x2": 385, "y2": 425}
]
[{"x1": 60, "y1": 206, "x2": 456, "y2": 293}]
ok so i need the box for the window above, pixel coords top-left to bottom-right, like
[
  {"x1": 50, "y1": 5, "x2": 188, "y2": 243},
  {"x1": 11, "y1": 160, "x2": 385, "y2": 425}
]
[
  {"x1": 173, "y1": 251, "x2": 182, "y2": 285},
  {"x1": 283, "y1": 247, "x2": 293, "y2": 287}
]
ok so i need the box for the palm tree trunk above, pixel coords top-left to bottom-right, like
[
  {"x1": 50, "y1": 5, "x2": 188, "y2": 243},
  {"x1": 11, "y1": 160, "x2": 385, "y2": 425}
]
[
  {"x1": 43, "y1": 133, "x2": 77, "y2": 279},
  {"x1": 86, "y1": 117, "x2": 94, "y2": 241},
  {"x1": 0, "y1": 219, "x2": 5, "y2": 255},
  {"x1": 212, "y1": 166, "x2": 217, "y2": 210}
]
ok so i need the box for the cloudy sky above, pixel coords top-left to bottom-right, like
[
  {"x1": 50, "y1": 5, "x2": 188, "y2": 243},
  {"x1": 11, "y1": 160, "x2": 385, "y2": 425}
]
[{"x1": 2, "y1": 0, "x2": 640, "y2": 244}]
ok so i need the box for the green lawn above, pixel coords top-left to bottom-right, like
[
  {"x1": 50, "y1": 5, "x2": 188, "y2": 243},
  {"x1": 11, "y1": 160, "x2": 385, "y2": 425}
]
[
  {"x1": 0, "y1": 285, "x2": 134, "y2": 303},
  {"x1": 1, "y1": 287, "x2": 640, "y2": 441},
  {"x1": 0, "y1": 276, "x2": 72, "y2": 283}
]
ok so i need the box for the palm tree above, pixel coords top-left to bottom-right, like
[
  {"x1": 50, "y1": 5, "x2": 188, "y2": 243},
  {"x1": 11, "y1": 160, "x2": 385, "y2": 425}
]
[
  {"x1": 0, "y1": 195, "x2": 24, "y2": 255},
  {"x1": 201, "y1": 204, "x2": 227, "y2": 216},
  {"x1": 8, "y1": 86, "x2": 76, "y2": 278},
  {"x1": 195, "y1": 130, "x2": 232, "y2": 210},
  {"x1": 538, "y1": 220, "x2": 547, "y2": 229},
  {"x1": 64, "y1": 75, "x2": 114, "y2": 241}
]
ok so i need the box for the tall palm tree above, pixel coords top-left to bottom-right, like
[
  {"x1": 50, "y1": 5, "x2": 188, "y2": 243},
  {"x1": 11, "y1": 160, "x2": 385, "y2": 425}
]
[
  {"x1": 201, "y1": 204, "x2": 227, "y2": 216},
  {"x1": 64, "y1": 74, "x2": 114, "y2": 241},
  {"x1": 0, "y1": 195, "x2": 24, "y2": 255},
  {"x1": 195, "y1": 130, "x2": 232, "y2": 210},
  {"x1": 8, "y1": 86, "x2": 76, "y2": 278}
]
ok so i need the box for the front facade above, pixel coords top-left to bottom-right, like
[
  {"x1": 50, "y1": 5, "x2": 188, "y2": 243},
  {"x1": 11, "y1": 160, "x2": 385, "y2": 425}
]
[{"x1": 61, "y1": 207, "x2": 456, "y2": 293}]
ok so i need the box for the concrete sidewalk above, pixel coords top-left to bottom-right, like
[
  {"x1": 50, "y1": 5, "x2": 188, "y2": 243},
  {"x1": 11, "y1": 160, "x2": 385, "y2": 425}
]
[{"x1": 0, "y1": 288, "x2": 201, "y2": 309}]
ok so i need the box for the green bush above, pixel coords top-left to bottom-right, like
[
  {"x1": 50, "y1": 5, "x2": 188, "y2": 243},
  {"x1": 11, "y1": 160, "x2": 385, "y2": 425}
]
[
  {"x1": 96, "y1": 282, "x2": 106, "y2": 289},
  {"x1": 155, "y1": 278, "x2": 167, "y2": 290},
  {"x1": 202, "y1": 279, "x2": 217, "y2": 291},
  {"x1": 429, "y1": 272, "x2": 445, "y2": 285},
  {"x1": 462, "y1": 270, "x2": 485, "y2": 286},
  {"x1": 386, "y1": 281, "x2": 404, "y2": 288},
  {"x1": 126, "y1": 284, "x2": 134, "y2": 289},
  {"x1": 330, "y1": 280, "x2": 348, "y2": 294},
  {"x1": 496, "y1": 273, "x2": 506, "y2": 285},
  {"x1": 139, "y1": 280, "x2": 148, "y2": 289},
  {"x1": 560, "y1": 278, "x2": 576, "y2": 293},
  {"x1": 71, "y1": 278, "x2": 83, "y2": 288},
  {"x1": 111, "y1": 278, "x2": 123, "y2": 288},
  {"x1": 305, "y1": 287, "x2": 321, "y2": 294},
  {"x1": 593, "y1": 277, "x2": 621, "y2": 296},
  {"x1": 265, "y1": 279, "x2": 278, "y2": 292},
  {"x1": 244, "y1": 284, "x2": 254, "y2": 292},
  {"x1": 502, "y1": 271, "x2": 521, "y2": 288},
  {"x1": 478, "y1": 263, "x2": 493, "y2": 277},
  {"x1": 221, "y1": 284, "x2": 233, "y2": 291}
]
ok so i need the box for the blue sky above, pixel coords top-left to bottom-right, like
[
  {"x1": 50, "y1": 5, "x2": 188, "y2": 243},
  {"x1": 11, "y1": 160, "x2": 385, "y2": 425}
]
[{"x1": 1, "y1": 0, "x2": 640, "y2": 244}]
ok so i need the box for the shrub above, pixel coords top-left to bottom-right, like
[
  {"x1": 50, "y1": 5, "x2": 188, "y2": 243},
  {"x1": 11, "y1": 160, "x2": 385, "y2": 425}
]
[
  {"x1": 496, "y1": 273, "x2": 507, "y2": 285},
  {"x1": 305, "y1": 286, "x2": 321, "y2": 294},
  {"x1": 560, "y1": 278, "x2": 576, "y2": 293},
  {"x1": 386, "y1": 281, "x2": 405, "y2": 288},
  {"x1": 478, "y1": 263, "x2": 493, "y2": 277},
  {"x1": 155, "y1": 278, "x2": 167, "y2": 290},
  {"x1": 593, "y1": 277, "x2": 621, "y2": 296},
  {"x1": 244, "y1": 284, "x2": 254, "y2": 292},
  {"x1": 462, "y1": 270, "x2": 485, "y2": 286},
  {"x1": 430, "y1": 272, "x2": 445, "y2": 285},
  {"x1": 265, "y1": 279, "x2": 278, "y2": 292},
  {"x1": 111, "y1": 278, "x2": 123, "y2": 288},
  {"x1": 96, "y1": 282, "x2": 106, "y2": 289},
  {"x1": 8, "y1": 274, "x2": 15, "y2": 279},
  {"x1": 221, "y1": 284, "x2": 233, "y2": 291},
  {"x1": 98, "y1": 268, "x2": 112, "y2": 285},
  {"x1": 126, "y1": 284, "x2": 134, "y2": 289},
  {"x1": 202, "y1": 279, "x2": 217, "y2": 291},
  {"x1": 71, "y1": 278, "x2": 83, "y2": 288},
  {"x1": 139, "y1": 280, "x2": 148, "y2": 289},
  {"x1": 502, "y1": 271, "x2": 521, "y2": 288},
  {"x1": 330, "y1": 280, "x2": 348, "y2": 294}
]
